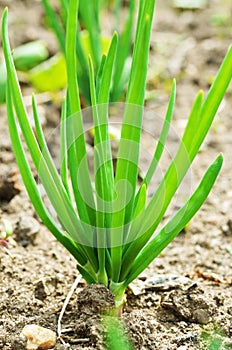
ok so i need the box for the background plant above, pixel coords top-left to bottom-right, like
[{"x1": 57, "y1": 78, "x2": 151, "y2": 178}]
[
  {"x1": 0, "y1": 40, "x2": 48, "y2": 104},
  {"x1": 2, "y1": 0, "x2": 232, "y2": 308},
  {"x1": 42, "y1": 0, "x2": 135, "y2": 104}
]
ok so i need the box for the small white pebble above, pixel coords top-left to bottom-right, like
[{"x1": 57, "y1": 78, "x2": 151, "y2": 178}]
[
  {"x1": 179, "y1": 321, "x2": 188, "y2": 328},
  {"x1": 21, "y1": 324, "x2": 56, "y2": 350},
  {"x1": 56, "y1": 273, "x2": 65, "y2": 280},
  {"x1": 170, "y1": 326, "x2": 178, "y2": 333},
  {"x1": 177, "y1": 346, "x2": 188, "y2": 350}
]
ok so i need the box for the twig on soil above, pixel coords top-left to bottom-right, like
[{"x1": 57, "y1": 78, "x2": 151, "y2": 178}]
[
  {"x1": 195, "y1": 268, "x2": 230, "y2": 284},
  {"x1": 57, "y1": 274, "x2": 82, "y2": 346}
]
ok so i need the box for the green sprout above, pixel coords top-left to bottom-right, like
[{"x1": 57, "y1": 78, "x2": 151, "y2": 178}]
[
  {"x1": 42, "y1": 0, "x2": 135, "y2": 104},
  {"x1": 1, "y1": 0, "x2": 232, "y2": 309},
  {"x1": 201, "y1": 326, "x2": 231, "y2": 350}
]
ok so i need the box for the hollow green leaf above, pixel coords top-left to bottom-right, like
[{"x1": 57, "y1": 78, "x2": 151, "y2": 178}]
[
  {"x1": 111, "y1": 0, "x2": 135, "y2": 101},
  {"x1": 42, "y1": 0, "x2": 66, "y2": 54},
  {"x1": 145, "y1": 79, "x2": 176, "y2": 186},
  {"x1": 65, "y1": 0, "x2": 96, "y2": 225},
  {"x1": 122, "y1": 46, "x2": 232, "y2": 269},
  {"x1": 122, "y1": 154, "x2": 223, "y2": 284},
  {"x1": 2, "y1": 7, "x2": 98, "y2": 272},
  {"x1": 110, "y1": 0, "x2": 156, "y2": 283},
  {"x1": 6, "y1": 81, "x2": 87, "y2": 266}
]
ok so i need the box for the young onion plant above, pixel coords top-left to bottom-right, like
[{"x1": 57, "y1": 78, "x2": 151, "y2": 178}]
[
  {"x1": 42, "y1": 0, "x2": 135, "y2": 104},
  {"x1": 2, "y1": 0, "x2": 232, "y2": 308}
]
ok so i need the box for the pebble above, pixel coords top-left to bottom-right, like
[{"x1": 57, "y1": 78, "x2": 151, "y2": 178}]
[
  {"x1": 170, "y1": 326, "x2": 179, "y2": 333},
  {"x1": 14, "y1": 216, "x2": 40, "y2": 247},
  {"x1": 21, "y1": 324, "x2": 56, "y2": 350},
  {"x1": 222, "y1": 224, "x2": 230, "y2": 235},
  {"x1": 222, "y1": 219, "x2": 232, "y2": 236},
  {"x1": 34, "y1": 280, "x2": 48, "y2": 301},
  {"x1": 192, "y1": 309, "x2": 210, "y2": 324}
]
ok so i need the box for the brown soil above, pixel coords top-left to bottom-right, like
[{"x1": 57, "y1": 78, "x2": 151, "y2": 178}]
[{"x1": 0, "y1": 1, "x2": 232, "y2": 349}]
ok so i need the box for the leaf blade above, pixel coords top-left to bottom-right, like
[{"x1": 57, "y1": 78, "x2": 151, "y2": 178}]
[{"x1": 122, "y1": 154, "x2": 223, "y2": 284}]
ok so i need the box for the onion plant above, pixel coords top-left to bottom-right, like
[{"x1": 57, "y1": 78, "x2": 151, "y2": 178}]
[
  {"x1": 42, "y1": 0, "x2": 135, "y2": 104},
  {"x1": 2, "y1": 0, "x2": 232, "y2": 309}
]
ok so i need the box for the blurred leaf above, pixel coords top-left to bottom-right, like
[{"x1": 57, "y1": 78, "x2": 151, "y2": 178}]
[
  {"x1": 226, "y1": 246, "x2": 232, "y2": 255},
  {"x1": 13, "y1": 40, "x2": 49, "y2": 71},
  {"x1": 79, "y1": 31, "x2": 111, "y2": 63},
  {"x1": 27, "y1": 33, "x2": 110, "y2": 93},
  {"x1": 211, "y1": 13, "x2": 231, "y2": 27},
  {"x1": 29, "y1": 54, "x2": 67, "y2": 92}
]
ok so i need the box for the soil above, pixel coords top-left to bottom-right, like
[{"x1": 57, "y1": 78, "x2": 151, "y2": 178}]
[{"x1": 0, "y1": 0, "x2": 232, "y2": 349}]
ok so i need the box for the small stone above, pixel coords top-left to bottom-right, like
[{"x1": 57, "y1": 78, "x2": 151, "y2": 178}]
[
  {"x1": 21, "y1": 324, "x2": 56, "y2": 350},
  {"x1": 170, "y1": 326, "x2": 178, "y2": 333},
  {"x1": 192, "y1": 309, "x2": 210, "y2": 324},
  {"x1": 222, "y1": 220, "x2": 232, "y2": 236},
  {"x1": 179, "y1": 321, "x2": 188, "y2": 328},
  {"x1": 222, "y1": 224, "x2": 230, "y2": 235},
  {"x1": 14, "y1": 216, "x2": 40, "y2": 247},
  {"x1": 34, "y1": 280, "x2": 48, "y2": 301}
]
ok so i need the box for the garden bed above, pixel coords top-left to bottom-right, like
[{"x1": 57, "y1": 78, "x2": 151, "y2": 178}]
[{"x1": 0, "y1": 1, "x2": 232, "y2": 349}]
